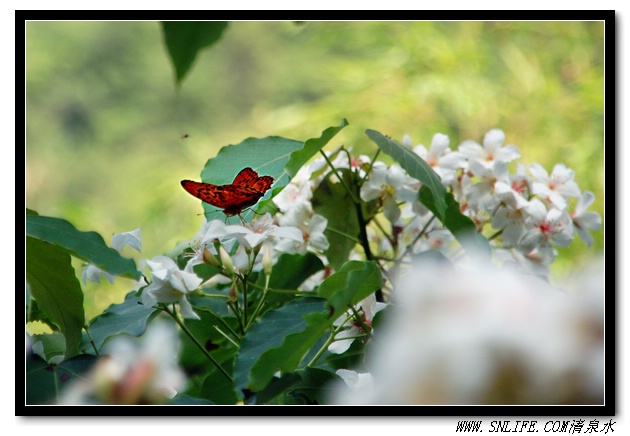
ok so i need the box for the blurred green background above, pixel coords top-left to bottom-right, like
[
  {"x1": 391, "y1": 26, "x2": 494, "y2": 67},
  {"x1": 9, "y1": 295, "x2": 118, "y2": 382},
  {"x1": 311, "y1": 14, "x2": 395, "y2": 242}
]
[{"x1": 25, "y1": 21, "x2": 605, "y2": 318}]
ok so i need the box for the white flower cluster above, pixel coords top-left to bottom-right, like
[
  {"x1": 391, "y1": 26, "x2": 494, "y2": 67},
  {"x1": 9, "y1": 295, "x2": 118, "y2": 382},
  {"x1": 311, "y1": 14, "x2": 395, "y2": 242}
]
[{"x1": 368, "y1": 129, "x2": 601, "y2": 275}]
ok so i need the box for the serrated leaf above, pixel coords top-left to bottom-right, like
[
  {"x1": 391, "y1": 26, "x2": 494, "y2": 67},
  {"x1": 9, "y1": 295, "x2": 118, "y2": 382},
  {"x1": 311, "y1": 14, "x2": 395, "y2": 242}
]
[
  {"x1": 194, "y1": 136, "x2": 304, "y2": 224},
  {"x1": 285, "y1": 118, "x2": 348, "y2": 177},
  {"x1": 26, "y1": 354, "x2": 98, "y2": 405},
  {"x1": 161, "y1": 21, "x2": 228, "y2": 84},
  {"x1": 25, "y1": 237, "x2": 84, "y2": 358},
  {"x1": 26, "y1": 215, "x2": 140, "y2": 280},
  {"x1": 84, "y1": 292, "x2": 157, "y2": 352},
  {"x1": 366, "y1": 129, "x2": 448, "y2": 219},
  {"x1": 311, "y1": 168, "x2": 361, "y2": 270}
]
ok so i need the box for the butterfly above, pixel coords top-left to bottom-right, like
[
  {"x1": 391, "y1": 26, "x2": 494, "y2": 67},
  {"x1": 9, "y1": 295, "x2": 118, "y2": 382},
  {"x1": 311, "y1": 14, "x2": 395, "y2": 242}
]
[{"x1": 181, "y1": 167, "x2": 274, "y2": 217}]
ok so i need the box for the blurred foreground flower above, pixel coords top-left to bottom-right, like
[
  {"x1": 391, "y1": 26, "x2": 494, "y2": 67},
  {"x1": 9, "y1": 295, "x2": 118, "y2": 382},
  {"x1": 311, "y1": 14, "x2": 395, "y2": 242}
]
[
  {"x1": 330, "y1": 257, "x2": 604, "y2": 405},
  {"x1": 59, "y1": 321, "x2": 187, "y2": 405}
]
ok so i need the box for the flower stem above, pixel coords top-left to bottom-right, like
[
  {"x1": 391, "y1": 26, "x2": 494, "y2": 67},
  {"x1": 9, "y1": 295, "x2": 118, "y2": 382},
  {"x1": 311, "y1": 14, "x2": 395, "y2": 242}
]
[
  {"x1": 161, "y1": 304, "x2": 233, "y2": 383},
  {"x1": 318, "y1": 149, "x2": 361, "y2": 205},
  {"x1": 307, "y1": 313, "x2": 353, "y2": 367}
]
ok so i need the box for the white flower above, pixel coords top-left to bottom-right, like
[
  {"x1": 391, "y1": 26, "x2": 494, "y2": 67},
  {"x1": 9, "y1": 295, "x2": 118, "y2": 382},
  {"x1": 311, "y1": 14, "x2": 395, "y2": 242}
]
[
  {"x1": 570, "y1": 191, "x2": 602, "y2": 247},
  {"x1": 328, "y1": 294, "x2": 386, "y2": 354},
  {"x1": 413, "y1": 133, "x2": 466, "y2": 186},
  {"x1": 466, "y1": 160, "x2": 508, "y2": 212},
  {"x1": 491, "y1": 205, "x2": 527, "y2": 248},
  {"x1": 520, "y1": 199, "x2": 574, "y2": 249},
  {"x1": 459, "y1": 129, "x2": 521, "y2": 169},
  {"x1": 360, "y1": 162, "x2": 417, "y2": 224},
  {"x1": 112, "y1": 228, "x2": 142, "y2": 253},
  {"x1": 273, "y1": 181, "x2": 315, "y2": 228},
  {"x1": 529, "y1": 163, "x2": 581, "y2": 210},
  {"x1": 141, "y1": 256, "x2": 202, "y2": 320},
  {"x1": 59, "y1": 321, "x2": 187, "y2": 405},
  {"x1": 82, "y1": 228, "x2": 142, "y2": 286},
  {"x1": 494, "y1": 163, "x2": 530, "y2": 210},
  {"x1": 336, "y1": 369, "x2": 374, "y2": 392}
]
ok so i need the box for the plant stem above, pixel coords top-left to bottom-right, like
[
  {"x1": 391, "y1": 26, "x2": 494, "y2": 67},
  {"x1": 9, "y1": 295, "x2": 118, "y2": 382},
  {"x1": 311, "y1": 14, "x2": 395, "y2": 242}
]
[
  {"x1": 161, "y1": 304, "x2": 233, "y2": 383},
  {"x1": 318, "y1": 149, "x2": 361, "y2": 205},
  {"x1": 307, "y1": 313, "x2": 353, "y2": 367}
]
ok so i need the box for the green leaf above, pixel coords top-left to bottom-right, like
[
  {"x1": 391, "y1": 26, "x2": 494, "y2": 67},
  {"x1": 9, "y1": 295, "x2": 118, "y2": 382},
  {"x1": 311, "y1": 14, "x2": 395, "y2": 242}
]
[
  {"x1": 161, "y1": 21, "x2": 229, "y2": 84},
  {"x1": 247, "y1": 372, "x2": 301, "y2": 405},
  {"x1": 26, "y1": 298, "x2": 56, "y2": 330},
  {"x1": 199, "y1": 359, "x2": 238, "y2": 405},
  {"x1": 285, "y1": 118, "x2": 349, "y2": 177},
  {"x1": 194, "y1": 136, "x2": 304, "y2": 224},
  {"x1": 366, "y1": 129, "x2": 448, "y2": 219},
  {"x1": 26, "y1": 354, "x2": 98, "y2": 405},
  {"x1": 25, "y1": 237, "x2": 84, "y2": 358},
  {"x1": 234, "y1": 261, "x2": 381, "y2": 395},
  {"x1": 178, "y1": 303, "x2": 238, "y2": 373},
  {"x1": 316, "y1": 260, "x2": 382, "y2": 313},
  {"x1": 418, "y1": 188, "x2": 491, "y2": 257},
  {"x1": 84, "y1": 292, "x2": 157, "y2": 352},
  {"x1": 286, "y1": 367, "x2": 340, "y2": 405},
  {"x1": 26, "y1": 215, "x2": 140, "y2": 280},
  {"x1": 311, "y1": 168, "x2": 361, "y2": 270},
  {"x1": 263, "y1": 252, "x2": 324, "y2": 310},
  {"x1": 31, "y1": 333, "x2": 66, "y2": 364},
  {"x1": 234, "y1": 298, "x2": 327, "y2": 395}
]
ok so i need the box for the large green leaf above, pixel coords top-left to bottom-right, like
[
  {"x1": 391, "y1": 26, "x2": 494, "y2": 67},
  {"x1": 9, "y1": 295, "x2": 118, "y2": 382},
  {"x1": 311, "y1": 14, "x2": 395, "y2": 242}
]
[
  {"x1": 234, "y1": 298, "x2": 327, "y2": 395},
  {"x1": 83, "y1": 292, "x2": 157, "y2": 352},
  {"x1": 26, "y1": 215, "x2": 140, "y2": 280},
  {"x1": 285, "y1": 367, "x2": 340, "y2": 405},
  {"x1": 199, "y1": 359, "x2": 238, "y2": 405},
  {"x1": 25, "y1": 237, "x2": 84, "y2": 359},
  {"x1": 26, "y1": 354, "x2": 98, "y2": 405},
  {"x1": 284, "y1": 118, "x2": 348, "y2": 177},
  {"x1": 234, "y1": 261, "x2": 381, "y2": 395},
  {"x1": 365, "y1": 129, "x2": 448, "y2": 219},
  {"x1": 161, "y1": 21, "x2": 229, "y2": 84},
  {"x1": 193, "y1": 136, "x2": 303, "y2": 223},
  {"x1": 311, "y1": 168, "x2": 361, "y2": 270}
]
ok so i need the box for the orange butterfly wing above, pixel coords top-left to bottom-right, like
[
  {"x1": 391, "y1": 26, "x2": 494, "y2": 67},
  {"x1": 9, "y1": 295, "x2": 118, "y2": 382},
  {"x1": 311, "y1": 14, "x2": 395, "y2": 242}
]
[{"x1": 181, "y1": 167, "x2": 274, "y2": 216}]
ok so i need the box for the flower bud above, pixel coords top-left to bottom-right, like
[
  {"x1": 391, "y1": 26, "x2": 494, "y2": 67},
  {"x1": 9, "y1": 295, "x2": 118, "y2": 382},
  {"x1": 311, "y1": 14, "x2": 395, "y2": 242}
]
[
  {"x1": 202, "y1": 246, "x2": 221, "y2": 267},
  {"x1": 219, "y1": 246, "x2": 235, "y2": 276},
  {"x1": 262, "y1": 244, "x2": 273, "y2": 277}
]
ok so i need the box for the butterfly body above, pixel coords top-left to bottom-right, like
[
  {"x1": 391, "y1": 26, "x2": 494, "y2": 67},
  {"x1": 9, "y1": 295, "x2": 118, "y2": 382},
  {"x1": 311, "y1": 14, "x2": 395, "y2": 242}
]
[{"x1": 181, "y1": 167, "x2": 274, "y2": 217}]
